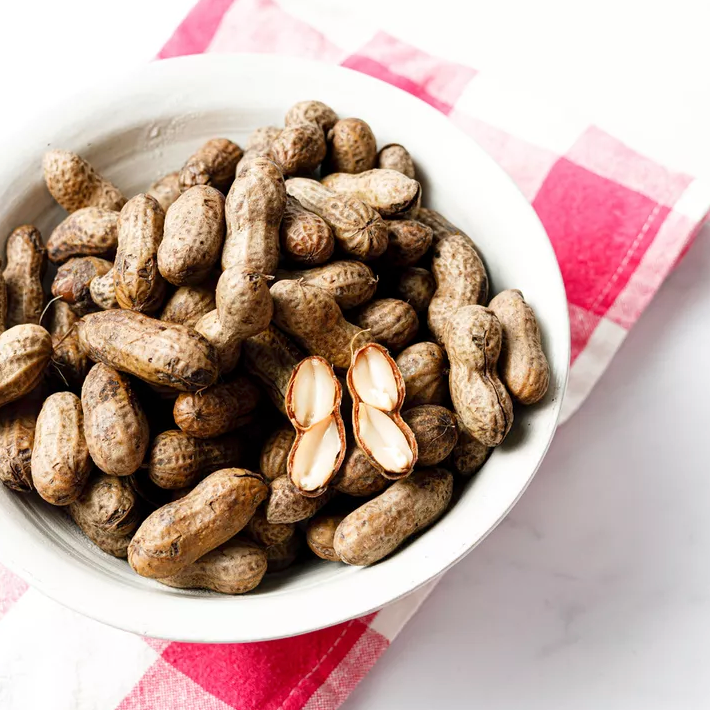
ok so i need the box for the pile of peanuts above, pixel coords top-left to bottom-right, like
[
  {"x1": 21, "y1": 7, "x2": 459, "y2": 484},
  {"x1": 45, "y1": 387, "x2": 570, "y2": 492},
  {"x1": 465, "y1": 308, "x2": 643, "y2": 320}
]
[{"x1": 0, "y1": 100, "x2": 550, "y2": 594}]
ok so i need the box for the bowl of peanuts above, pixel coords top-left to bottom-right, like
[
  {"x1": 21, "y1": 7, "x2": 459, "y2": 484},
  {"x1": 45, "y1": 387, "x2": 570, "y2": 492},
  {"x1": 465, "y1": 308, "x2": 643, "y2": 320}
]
[{"x1": 0, "y1": 54, "x2": 570, "y2": 642}]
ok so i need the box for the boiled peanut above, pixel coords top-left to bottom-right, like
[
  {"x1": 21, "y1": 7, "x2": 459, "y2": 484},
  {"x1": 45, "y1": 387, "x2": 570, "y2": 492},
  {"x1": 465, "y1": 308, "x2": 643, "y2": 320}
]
[
  {"x1": 88, "y1": 267, "x2": 118, "y2": 310},
  {"x1": 275, "y1": 260, "x2": 377, "y2": 310},
  {"x1": 280, "y1": 196, "x2": 334, "y2": 265},
  {"x1": 384, "y1": 220, "x2": 433, "y2": 266},
  {"x1": 265, "y1": 474, "x2": 333, "y2": 524},
  {"x1": 49, "y1": 300, "x2": 89, "y2": 389},
  {"x1": 334, "y1": 468, "x2": 453, "y2": 566},
  {"x1": 0, "y1": 324, "x2": 52, "y2": 408},
  {"x1": 147, "y1": 171, "x2": 181, "y2": 213},
  {"x1": 444, "y1": 306, "x2": 513, "y2": 447},
  {"x1": 325, "y1": 118, "x2": 377, "y2": 174},
  {"x1": 114, "y1": 194, "x2": 167, "y2": 313},
  {"x1": 488, "y1": 289, "x2": 550, "y2": 405},
  {"x1": 395, "y1": 267, "x2": 436, "y2": 313},
  {"x1": 159, "y1": 185, "x2": 225, "y2": 286},
  {"x1": 306, "y1": 512, "x2": 346, "y2": 562},
  {"x1": 128, "y1": 468, "x2": 267, "y2": 578},
  {"x1": 77, "y1": 310, "x2": 218, "y2": 391},
  {"x1": 269, "y1": 123, "x2": 326, "y2": 176},
  {"x1": 179, "y1": 138, "x2": 243, "y2": 193},
  {"x1": 222, "y1": 156, "x2": 286, "y2": 274},
  {"x1": 247, "y1": 125, "x2": 284, "y2": 151},
  {"x1": 81, "y1": 363, "x2": 149, "y2": 476},
  {"x1": 402, "y1": 405, "x2": 458, "y2": 466},
  {"x1": 158, "y1": 538, "x2": 267, "y2": 594},
  {"x1": 52, "y1": 256, "x2": 112, "y2": 316},
  {"x1": 271, "y1": 279, "x2": 371, "y2": 371},
  {"x1": 259, "y1": 424, "x2": 295, "y2": 480},
  {"x1": 148, "y1": 429, "x2": 244, "y2": 489},
  {"x1": 4, "y1": 225, "x2": 46, "y2": 327},
  {"x1": 449, "y1": 423, "x2": 489, "y2": 477},
  {"x1": 159, "y1": 283, "x2": 215, "y2": 327},
  {"x1": 173, "y1": 375, "x2": 260, "y2": 439},
  {"x1": 193, "y1": 310, "x2": 242, "y2": 374},
  {"x1": 331, "y1": 442, "x2": 389, "y2": 497},
  {"x1": 321, "y1": 169, "x2": 421, "y2": 218},
  {"x1": 47, "y1": 207, "x2": 119, "y2": 263},
  {"x1": 395, "y1": 341, "x2": 449, "y2": 407},
  {"x1": 354, "y1": 298, "x2": 419, "y2": 352},
  {"x1": 69, "y1": 474, "x2": 141, "y2": 557},
  {"x1": 243, "y1": 326, "x2": 303, "y2": 415},
  {"x1": 43, "y1": 149, "x2": 126, "y2": 212},
  {"x1": 377, "y1": 143, "x2": 415, "y2": 179},
  {"x1": 286, "y1": 178, "x2": 388, "y2": 261},
  {"x1": 284, "y1": 101, "x2": 338, "y2": 133},
  {"x1": 0, "y1": 390, "x2": 43, "y2": 491},
  {"x1": 266, "y1": 533, "x2": 302, "y2": 573},
  {"x1": 31, "y1": 391, "x2": 91, "y2": 505},
  {"x1": 245, "y1": 505, "x2": 295, "y2": 547}
]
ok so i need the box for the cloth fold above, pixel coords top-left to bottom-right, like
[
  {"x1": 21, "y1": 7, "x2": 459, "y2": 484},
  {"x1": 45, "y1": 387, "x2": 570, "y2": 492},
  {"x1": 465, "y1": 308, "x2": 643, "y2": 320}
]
[{"x1": 1, "y1": 1, "x2": 708, "y2": 709}]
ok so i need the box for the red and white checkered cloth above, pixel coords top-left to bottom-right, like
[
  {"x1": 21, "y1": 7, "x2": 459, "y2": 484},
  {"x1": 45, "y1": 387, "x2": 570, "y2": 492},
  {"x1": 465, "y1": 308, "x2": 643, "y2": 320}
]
[{"x1": 1, "y1": 1, "x2": 709, "y2": 708}]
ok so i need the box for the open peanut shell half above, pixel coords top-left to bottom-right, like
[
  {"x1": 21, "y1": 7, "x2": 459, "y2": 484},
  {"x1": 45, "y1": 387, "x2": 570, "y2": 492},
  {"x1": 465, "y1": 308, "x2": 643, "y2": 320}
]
[
  {"x1": 347, "y1": 343, "x2": 418, "y2": 479},
  {"x1": 285, "y1": 356, "x2": 347, "y2": 496}
]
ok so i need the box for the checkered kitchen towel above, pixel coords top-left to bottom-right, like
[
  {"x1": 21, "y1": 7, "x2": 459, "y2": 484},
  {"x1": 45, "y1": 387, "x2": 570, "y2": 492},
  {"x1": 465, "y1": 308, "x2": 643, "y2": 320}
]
[{"x1": 1, "y1": 1, "x2": 709, "y2": 709}]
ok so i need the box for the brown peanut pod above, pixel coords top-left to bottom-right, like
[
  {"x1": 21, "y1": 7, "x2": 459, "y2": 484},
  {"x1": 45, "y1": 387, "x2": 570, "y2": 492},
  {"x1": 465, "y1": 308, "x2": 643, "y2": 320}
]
[
  {"x1": 271, "y1": 280, "x2": 371, "y2": 372},
  {"x1": 158, "y1": 538, "x2": 267, "y2": 594},
  {"x1": 52, "y1": 256, "x2": 113, "y2": 316},
  {"x1": 31, "y1": 391, "x2": 92, "y2": 505},
  {"x1": 266, "y1": 532, "x2": 303, "y2": 573},
  {"x1": 179, "y1": 138, "x2": 243, "y2": 193},
  {"x1": 173, "y1": 375, "x2": 261, "y2": 439},
  {"x1": 280, "y1": 196, "x2": 334, "y2": 265},
  {"x1": 284, "y1": 101, "x2": 338, "y2": 132},
  {"x1": 148, "y1": 429, "x2": 244, "y2": 489},
  {"x1": 488, "y1": 289, "x2": 550, "y2": 405},
  {"x1": 0, "y1": 390, "x2": 43, "y2": 491},
  {"x1": 160, "y1": 283, "x2": 215, "y2": 327},
  {"x1": 0, "y1": 324, "x2": 52, "y2": 408},
  {"x1": 147, "y1": 171, "x2": 181, "y2": 213},
  {"x1": 4, "y1": 225, "x2": 47, "y2": 327},
  {"x1": 376, "y1": 143, "x2": 416, "y2": 179},
  {"x1": 42, "y1": 150, "x2": 126, "y2": 212},
  {"x1": 347, "y1": 343, "x2": 418, "y2": 479},
  {"x1": 355, "y1": 298, "x2": 419, "y2": 352},
  {"x1": 265, "y1": 474, "x2": 333, "y2": 524},
  {"x1": 47, "y1": 207, "x2": 119, "y2": 263},
  {"x1": 269, "y1": 123, "x2": 326, "y2": 176},
  {"x1": 88, "y1": 267, "x2": 118, "y2": 310},
  {"x1": 449, "y1": 422, "x2": 490, "y2": 477},
  {"x1": 401, "y1": 405, "x2": 458, "y2": 466},
  {"x1": 82, "y1": 363, "x2": 149, "y2": 476},
  {"x1": 69, "y1": 474, "x2": 141, "y2": 557},
  {"x1": 245, "y1": 505, "x2": 295, "y2": 547},
  {"x1": 321, "y1": 169, "x2": 421, "y2": 219},
  {"x1": 114, "y1": 194, "x2": 167, "y2": 313},
  {"x1": 285, "y1": 357, "x2": 346, "y2": 496},
  {"x1": 444, "y1": 306, "x2": 514, "y2": 447},
  {"x1": 395, "y1": 267, "x2": 436, "y2": 313},
  {"x1": 49, "y1": 300, "x2": 89, "y2": 389},
  {"x1": 159, "y1": 185, "x2": 225, "y2": 286},
  {"x1": 247, "y1": 126, "x2": 284, "y2": 152},
  {"x1": 222, "y1": 157, "x2": 286, "y2": 274},
  {"x1": 275, "y1": 260, "x2": 377, "y2": 310},
  {"x1": 259, "y1": 424, "x2": 296, "y2": 481},
  {"x1": 215, "y1": 267, "x2": 273, "y2": 340},
  {"x1": 333, "y1": 467, "x2": 453, "y2": 566},
  {"x1": 395, "y1": 342, "x2": 449, "y2": 408},
  {"x1": 128, "y1": 468, "x2": 268, "y2": 579},
  {"x1": 77, "y1": 310, "x2": 218, "y2": 391},
  {"x1": 193, "y1": 310, "x2": 242, "y2": 374},
  {"x1": 286, "y1": 178, "x2": 388, "y2": 261},
  {"x1": 331, "y1": 441, "x2": 389, "y2": 497},
  {"x1": 306, "y1": 512, "x2": 346, "y2": 562},
  {"x1": 384, "y1": 220, "x2": 433, "y2": 266},
  {"x1": 325, "y1": 118, "x2": 377, "y2": 175}
]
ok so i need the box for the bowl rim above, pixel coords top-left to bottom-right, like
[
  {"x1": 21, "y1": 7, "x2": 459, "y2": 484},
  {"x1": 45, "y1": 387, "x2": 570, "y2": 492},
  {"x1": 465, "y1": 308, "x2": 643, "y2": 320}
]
[{"x1": 0, "y1": 52, "x2": 571, "y2": 642}]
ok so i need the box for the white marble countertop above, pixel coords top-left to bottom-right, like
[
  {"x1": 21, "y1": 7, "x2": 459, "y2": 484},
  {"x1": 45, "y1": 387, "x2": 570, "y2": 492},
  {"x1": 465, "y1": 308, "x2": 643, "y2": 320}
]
[{"x1": 2, "y1": 1, "x2": 709, "y2": 707}]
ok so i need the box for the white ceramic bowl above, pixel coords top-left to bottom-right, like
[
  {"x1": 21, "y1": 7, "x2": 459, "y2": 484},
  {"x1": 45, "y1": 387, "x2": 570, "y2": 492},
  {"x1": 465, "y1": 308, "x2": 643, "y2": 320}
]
[{"x1": 0, "y1": 54, "x2": 570, "y2": 642}]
